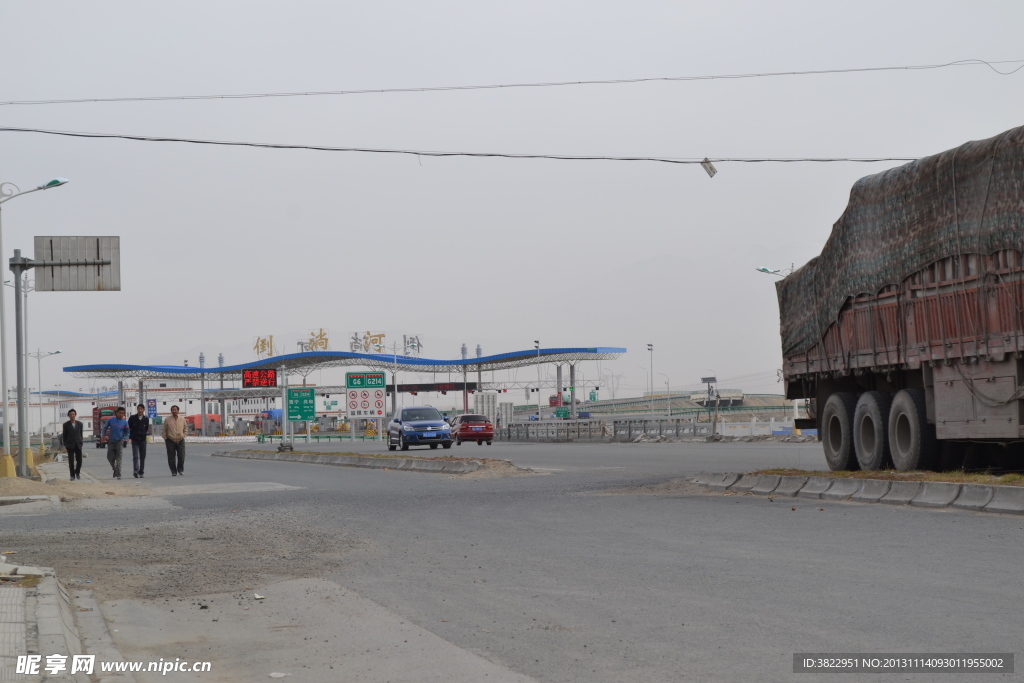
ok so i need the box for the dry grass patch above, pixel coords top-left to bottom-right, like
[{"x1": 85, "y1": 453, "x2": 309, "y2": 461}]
[{"x1": 756, "y1": 468, "x2": 1024, "y2": 486}]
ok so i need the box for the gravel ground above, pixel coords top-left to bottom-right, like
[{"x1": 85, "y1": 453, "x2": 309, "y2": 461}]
[
  {"x1": 5, "y1": 505, "x2": 366, "y2": 601},
  {"x1": 1, "y1": 455, "x2": 530, "y2": 601}
]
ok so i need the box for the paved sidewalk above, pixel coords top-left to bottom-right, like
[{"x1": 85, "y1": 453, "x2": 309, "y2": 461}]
[{"x1": 1, "y1": 462, "x2": 133, "y2": 682}]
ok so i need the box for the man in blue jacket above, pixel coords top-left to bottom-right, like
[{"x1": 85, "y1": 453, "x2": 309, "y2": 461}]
[{"x1": 102, "y1": 407, "x2": 130, "y2": 479}]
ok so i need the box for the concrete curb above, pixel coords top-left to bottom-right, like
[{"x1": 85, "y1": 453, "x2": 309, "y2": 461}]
[
  {"x1": 983, "y1": 486, "x2": 1024, "y2": 515},
  {"x1": 35, "y1": 577, "x2": 90, "y2": 682},
  {"x1": 693, "y1": 473, "x2": 1024, "y2": 516},
  {"x1": 74, "y1": 591, "x2": 138, "y2": 683},
  {"x1": 851, "y1": 479, "x2": 891, "y2": 503},
  {"x1": 952, "y1": 484, "x2": 995, "y2": 511},
  {"x1": 213, "y1": 450, "x2": 482, "y2": 474},
  {"x1": 749, "y1": 475, "x2": 780, "y2": 495},
  {"x1": 821, "y1": 479, "x2": 861, "y2": 500},
  {"x1": 706, "y1": 473, "x2": 742, "y2": 491},
  {"x1": 879, "y1": 481, "x2": 921, "y2": 505},
  {"x1": 729, "y1": 474, "x2": 760, "y2": 492},
  {"x1": 1, "y1": 568, "x2": 90, "y2": 683},
  {"x1": 773, "y1": 476, "x2": 807, "y2": 497},
  {"x1": 0, "y1": 495, "x2": 60, "y2": 516},
  {"x1": 795, "y1": 477, "x2": 833, "y2": 499},
  {"x1": 910, "y1": 482, "x2": 962, "y2": 508}
]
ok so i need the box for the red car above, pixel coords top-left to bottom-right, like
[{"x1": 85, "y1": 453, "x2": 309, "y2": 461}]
[{"x1": 450, "y1": 414, "x2": 494, "y2": 445}]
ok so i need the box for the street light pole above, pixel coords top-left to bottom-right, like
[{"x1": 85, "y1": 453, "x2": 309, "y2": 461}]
[
  {"x1": 0, "y1": 178, "x2": 68, "y2": 461},
  {"x1": 638, "y1": 366, "x2": 649, "y2": 416},
  {"x1": 647, "y1": 343, "x2": 654, "y2": 414},
  {"x1": 27, "y1": 349, "x2": 60, "y2": 450},
  {"x1": 659, "y1": 372, "x2": 670, "y2": 416},
  {"x1": 27, "y1": 350, "x2": 60, "y2": 450},
  {"x1": 536, "y1": 339, "x2": 544, "y2": 421}
]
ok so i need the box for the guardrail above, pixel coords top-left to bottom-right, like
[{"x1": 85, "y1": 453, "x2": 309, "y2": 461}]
[
  {"x1": 497, "y1": 420, "x2": 607, "y2": 442},
  {"x1": 499, "y1": 417, "x2": 801, "y2": 442}
]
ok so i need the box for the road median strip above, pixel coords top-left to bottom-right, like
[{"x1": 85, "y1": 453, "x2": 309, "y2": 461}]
[
  {"x1": 690, "y1": 471, "x2": 1024, "y2": 515},
  {"x1": 213, "y1": 450, "x2": 482, "y2": 474}
]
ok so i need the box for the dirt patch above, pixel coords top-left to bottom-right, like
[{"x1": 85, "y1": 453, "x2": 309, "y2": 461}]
[
  {"x1": 452, "y1": 459, "x2": 537, "y2": 479},
  {"x1": 0, "y1": 476, "x2": 149, "y2": 502},
  {"x1": 244, "y1": 449, "x2": 483, "y2": 463},
  {"x1": 756, "y1": 468, "x2": 1024, "y2": 486},
  {"x1": 230, "y1": 450, "x2": 535, "y2": 478},
  {"x1": 5, "y1": 509, "x2": 366, "y2": 601},
  {"x1": 590, "y1": 478, "x2": 710, "y2": 496}
]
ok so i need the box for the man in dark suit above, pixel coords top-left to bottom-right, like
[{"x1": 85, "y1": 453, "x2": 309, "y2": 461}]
[
  {"x1": 128, "y1": 403, "x2": 150, "y2": 478},
  {"x1": 62, "y1": 409, "x2": 84, "y2": 480}
]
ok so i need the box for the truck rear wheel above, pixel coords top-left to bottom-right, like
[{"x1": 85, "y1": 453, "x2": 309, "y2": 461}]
[
  {"x1": 822, "y1": 392, "x2": 858, "y2": 471},
  {"x1": 854, "y1": 391, "x2": 892, "y2": 470},
  {"x1": 888, "y1": 389, "x2": 935, "y2": 471}
]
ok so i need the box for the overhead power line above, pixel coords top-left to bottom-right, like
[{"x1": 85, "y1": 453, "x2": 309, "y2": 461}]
[
  {"x1": 0, "y1": 58, "x2": 1020, "y2": 107},
  {"x1": 0, "y1": 127, "x2": 920, "y2": 165}
]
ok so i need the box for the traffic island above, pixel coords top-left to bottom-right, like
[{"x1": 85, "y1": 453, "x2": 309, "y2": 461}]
[
  {"x1": 688, "y1": 469, "x2": 1024, "y2": 515},
  {"x1": 214, "y1": 450, "x2": 491, "y2": 474}
]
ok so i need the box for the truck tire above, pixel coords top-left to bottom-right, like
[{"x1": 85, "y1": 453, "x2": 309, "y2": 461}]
[
  {"x1": 853, "y1": 391, "x2": 892, "y2": 470},
  {"x1": 888, "y1": 389, "x2": 935, "y2": 471},
  {"x1": 822, "y1": 392, "x2": 858, "y2": 471}
]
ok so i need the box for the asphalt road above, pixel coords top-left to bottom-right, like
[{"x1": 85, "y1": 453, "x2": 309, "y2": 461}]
[{"x1": 8, "y1": 440, "x2": 1024, "y2": 681}]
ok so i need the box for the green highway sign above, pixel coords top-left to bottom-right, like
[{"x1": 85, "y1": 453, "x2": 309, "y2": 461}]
[
  {"x1": 287, "y1": 387, "x2": 316, "y2": 421},
  {"x1": 346, "y1": 371, "x2": 387, "y2": 389}
]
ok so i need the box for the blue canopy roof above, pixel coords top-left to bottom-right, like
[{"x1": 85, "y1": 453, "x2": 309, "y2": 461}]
[{"x1": 64, "y1": 347, "x2": 627, "y2": 380}]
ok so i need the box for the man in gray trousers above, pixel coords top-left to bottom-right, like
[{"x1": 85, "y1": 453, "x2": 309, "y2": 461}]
[
  {"x1": 162, "y1": 404, "x2": 188, "y2": 476},
  {"x1": 101, "y1": 407, "x2": 130, "y2": 479}
]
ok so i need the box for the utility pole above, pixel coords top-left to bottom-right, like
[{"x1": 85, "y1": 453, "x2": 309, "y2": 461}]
[
  {"x1": 218, "y1": 353, "x2": 225, "y2": 435},
  {"x1": 647, "y1": 343, "x2": 654, "y2": 415},
  {"x1": 534, "y1": 341, "x2": 541, "y2": 422},
  {"x1": 199, "y1": 352, "x2": 206, "y2": 436}
]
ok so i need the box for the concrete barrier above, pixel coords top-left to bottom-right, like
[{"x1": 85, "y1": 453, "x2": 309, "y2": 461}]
[
  {"x1": 851, "y1": 479, "x2": 891, "y2": 503},
  {"x1": 729, "y1": 474, "x2": 761, "y2": 492},
  {"x1": 952, "y1": 484, "x2": 995, "y2": 511},
  {"x1": 879, "y1": 481, "x2": 921, "y2": 505},
  {"x1": 214, "y1": 450, "x2": 481, "y2": 474},
  {"x1": 821, "y1": 478, "x2": 862, "y2": 500},
  {"x1": 706, "y1": 473, "x2": 742, "y2": 491},
  {"x1": 750, "y1": 475, "x2": 781, "y2": 495},
  {"x1": 983, "y1": 486, "x2": 1024, "y2": 515},
  {"x1": 796, "y1": 477, "x2": 833, "y2": 499},
  {"x1": 692, "y1": 472, "x2": 717, "y2": 486},
  {"x1": 910, "y1": 482, "x2": 962, "y2": 508},
  {"x1": 773, "y1": 476, "x2": 807, "y2": 497}
]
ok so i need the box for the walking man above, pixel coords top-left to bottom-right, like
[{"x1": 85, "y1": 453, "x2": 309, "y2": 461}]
[
  {"x1": 102, "y1": 407, "x2": 130, "y2": 479},
  {"x1": 62, "y1": 409, "x2": 84, "y2": 481},
  {"x1": 128, "y1": 403, "x2": 150, "y2": 478},
  {"x1": 163, "y1": 404, "x2": 187, "y2": 476}
]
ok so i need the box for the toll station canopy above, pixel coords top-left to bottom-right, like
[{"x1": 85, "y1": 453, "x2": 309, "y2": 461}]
[{"x1": 63, "y1": 347, "x2": 627, "y2": 381}]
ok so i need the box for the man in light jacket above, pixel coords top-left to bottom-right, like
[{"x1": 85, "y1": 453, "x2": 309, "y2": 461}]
[{"x1": 162, "y1": 404, "x2": 188, "y2": 476}]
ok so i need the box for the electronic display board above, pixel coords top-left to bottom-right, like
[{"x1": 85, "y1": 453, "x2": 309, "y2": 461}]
[{"x1": 242, "y1": 369, "x2": 278, "y2": 388}]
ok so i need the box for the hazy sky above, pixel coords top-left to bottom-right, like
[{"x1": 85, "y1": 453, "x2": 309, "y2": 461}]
[{"x1": 1, "y1": 1, "x2": 1022, "y2": 398}]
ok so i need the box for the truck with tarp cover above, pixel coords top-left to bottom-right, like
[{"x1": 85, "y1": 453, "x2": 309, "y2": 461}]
[{"x1": 778, "y1": 125, "x2": 1024, "y2": 471}]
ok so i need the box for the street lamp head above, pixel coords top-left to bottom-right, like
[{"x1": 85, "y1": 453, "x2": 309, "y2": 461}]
[{"x1": 38, "y1": 178, "x2": 68, "y2": 190}]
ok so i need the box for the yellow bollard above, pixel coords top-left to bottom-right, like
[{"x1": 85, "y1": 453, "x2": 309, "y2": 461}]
[{"x1": 0, "y1": 453, "x2": 15, "y2": 477}]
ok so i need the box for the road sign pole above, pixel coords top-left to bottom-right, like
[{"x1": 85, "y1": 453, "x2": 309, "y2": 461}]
[
  {"x1": 12, "y1": 256, "x2": 26, "y2": 475},
  {"x1": 279, "y1": 365, "x2": 287, "y2": 448}
]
